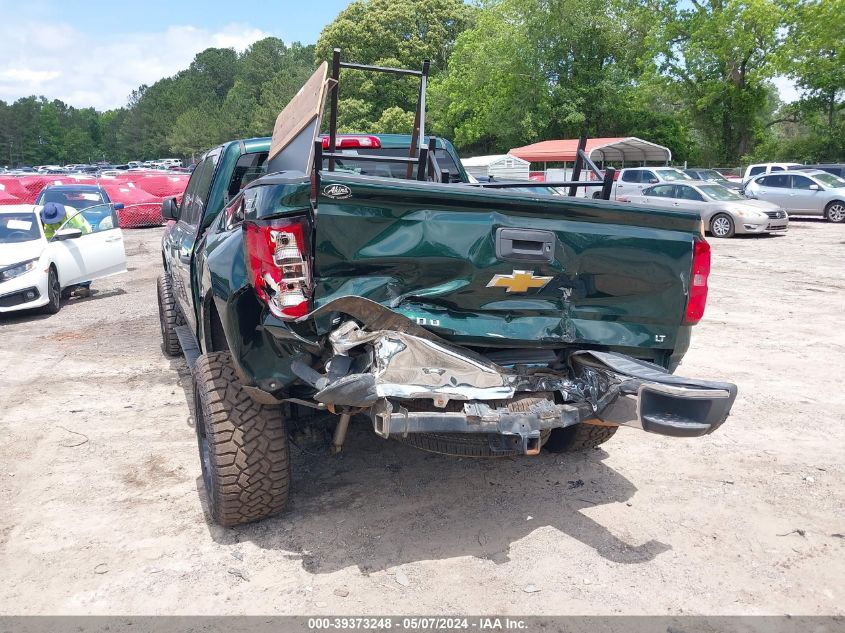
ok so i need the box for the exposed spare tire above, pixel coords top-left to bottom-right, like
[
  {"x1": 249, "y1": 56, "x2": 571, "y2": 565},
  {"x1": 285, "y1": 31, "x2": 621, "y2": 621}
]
[
  {"x1": 542, "y1": 422, "x2": 618, "y2": 453},
  {"x1": 394, "y1": 395, "x2": 553, "y2": 458}
]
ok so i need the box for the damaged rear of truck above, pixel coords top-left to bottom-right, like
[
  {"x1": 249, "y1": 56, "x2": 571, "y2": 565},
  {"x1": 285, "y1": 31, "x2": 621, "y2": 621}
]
[{"x1": 158, "y1": 52, "x2": 737, "y2": 526}]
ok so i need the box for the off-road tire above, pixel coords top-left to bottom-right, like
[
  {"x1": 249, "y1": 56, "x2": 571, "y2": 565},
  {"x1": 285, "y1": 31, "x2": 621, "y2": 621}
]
[
  {"x1": 42, "y1": 266, "x2": 61, "y2": 314},
  {"x1": 395, "y1": 395, "x2": 552, "y2": 458},
  {"x1": 543, "y1": 423, "x2": 618, "y2": 453},
  {"x1": 157, "y1": 272, "x2": 184, "y2": 356},
  {"x1": 193, "y1": 351, "x2": 290, "y2": 526}
]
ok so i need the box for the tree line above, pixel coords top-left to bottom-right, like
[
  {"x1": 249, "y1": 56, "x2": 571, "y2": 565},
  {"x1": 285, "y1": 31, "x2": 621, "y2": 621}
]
[{"x1": 1, "y1": 0, "x2": 842, "y2": 167}]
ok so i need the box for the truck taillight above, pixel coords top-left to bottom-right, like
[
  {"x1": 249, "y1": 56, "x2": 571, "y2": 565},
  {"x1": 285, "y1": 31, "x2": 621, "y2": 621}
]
[
  {"x1": 244, "y1": 217, "x2": 311, "y2": 320},
  {"x1": 684, "y1": 238, "x2": 710, "y2": 325},
  {"x1": 320, "y1": 135, "x2": 382, "y2": 149}
]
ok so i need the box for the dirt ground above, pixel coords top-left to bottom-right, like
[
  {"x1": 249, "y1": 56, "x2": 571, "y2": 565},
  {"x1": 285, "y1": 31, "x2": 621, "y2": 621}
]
[{"x1": 0, "y1": 220, "x2": 843, "y2": 616}]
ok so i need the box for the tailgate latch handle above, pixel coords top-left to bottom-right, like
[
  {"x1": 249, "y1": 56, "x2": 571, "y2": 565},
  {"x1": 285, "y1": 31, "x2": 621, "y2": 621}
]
[{"x1": 495, "y1": 228, "x2": 555, "y2": 264}]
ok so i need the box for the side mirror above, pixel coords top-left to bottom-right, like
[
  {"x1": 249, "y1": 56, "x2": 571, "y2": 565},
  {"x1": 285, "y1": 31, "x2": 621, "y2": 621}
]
[
  {"x1": 113, "y1": 202, "x2": 125, "y2": 210},
  {"x1": 54, "y1": 228, "x2": 82, "y2": 241},
  {"x1": 161, "y1": 197, "x2": 179, "y2": 221},
  {"x1": 809, "y1": 184, "x2": 821, "y2": 191},
  {"x1": 648, "y1": 178, "x2": 659, "y2": 184}
]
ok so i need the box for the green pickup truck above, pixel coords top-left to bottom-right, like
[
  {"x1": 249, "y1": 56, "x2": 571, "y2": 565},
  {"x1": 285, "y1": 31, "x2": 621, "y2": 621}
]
[{"x1": 157, "y1": 54, "x2": 736, "y2": 526}]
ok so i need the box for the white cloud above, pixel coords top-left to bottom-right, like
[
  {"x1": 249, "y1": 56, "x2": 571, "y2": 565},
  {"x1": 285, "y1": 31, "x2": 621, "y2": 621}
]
[
  {"x1": 0, "y1": 69, "x2": 61, "y2": 84},
  {"x1": 0, "y1": 21, "x2": 269, "y2": 110}
]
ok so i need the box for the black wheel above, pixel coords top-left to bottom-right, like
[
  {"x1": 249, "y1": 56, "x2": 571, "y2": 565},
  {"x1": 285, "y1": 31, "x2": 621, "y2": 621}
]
[
  {"x1": 543, "y1": 423, "x2": 618, "y2": 453},
  {"x1": 193, "y1": 351, "x2": 290, "y2": 526},
  {"x1": 710, "y1": 213, "x2": 735, "y2": 238},
  {"x1": 157, "y1": 272, "x2": 184, "y2": 356},
  {"x1": 42, "y1": 267, "x2": 61, "y2": 314},
  {"x1": 395, "y1": 395, "x2": 552, "y2": 457},
  {"x1": 825, "y1": 201, "x2": 845, "y2": 223}
]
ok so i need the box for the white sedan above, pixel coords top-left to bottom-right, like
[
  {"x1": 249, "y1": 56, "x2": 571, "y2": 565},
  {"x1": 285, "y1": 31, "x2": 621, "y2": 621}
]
[{"x1": 0, "y1": 204, "x2": 127, "y2": 314}]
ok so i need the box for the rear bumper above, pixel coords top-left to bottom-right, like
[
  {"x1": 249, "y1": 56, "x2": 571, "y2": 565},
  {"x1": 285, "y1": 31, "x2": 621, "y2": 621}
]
[
  {"x1": 289, "y1": 313, "x2": 737, "y2": 454},
  {"x1": 593, "y1": 381, "x2": 735, "y2": 437},
  {"x1": 370, "y1": 351, "x2": 736, "y2": 451}
]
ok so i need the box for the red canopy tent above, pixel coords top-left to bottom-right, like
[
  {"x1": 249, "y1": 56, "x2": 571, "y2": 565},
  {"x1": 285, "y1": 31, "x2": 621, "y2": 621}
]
[{"x1": 509, "y1": 137, "x2": 672, "y2": 166}]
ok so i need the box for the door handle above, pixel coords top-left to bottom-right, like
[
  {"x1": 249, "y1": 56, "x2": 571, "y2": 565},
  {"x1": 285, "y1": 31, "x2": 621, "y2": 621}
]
[
  {"x1": 496, "y1": 228, "x2": 555, "y2": 264},
  {"x1": 105, "y1": 235, "x2": 122, "y2": 243}
]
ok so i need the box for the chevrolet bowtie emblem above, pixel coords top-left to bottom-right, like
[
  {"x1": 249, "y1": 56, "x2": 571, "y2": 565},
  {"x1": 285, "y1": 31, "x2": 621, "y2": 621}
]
[{"x1": 487, "y1": 270, "x2": 553, "y2": 293}]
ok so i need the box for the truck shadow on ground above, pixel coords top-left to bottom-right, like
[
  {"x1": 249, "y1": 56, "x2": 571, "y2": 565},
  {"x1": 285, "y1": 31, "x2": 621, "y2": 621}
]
[{"x1": 201, "y1": 420, "x2": 670, "y2": 574}]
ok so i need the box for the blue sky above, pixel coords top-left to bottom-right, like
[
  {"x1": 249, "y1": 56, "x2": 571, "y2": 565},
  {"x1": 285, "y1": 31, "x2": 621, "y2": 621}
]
[
  {"x1": 0, "y1": 0, "x2": 799, "y2": 110},
  {"x1": 0, "y1": 0, "x2": 353, "y2": 109},
  {"x1": 9, "y1": 0, "x2": 351, "y2": 46}
]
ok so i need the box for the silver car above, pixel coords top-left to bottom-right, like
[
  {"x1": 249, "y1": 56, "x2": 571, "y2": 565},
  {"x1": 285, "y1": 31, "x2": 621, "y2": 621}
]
[
  {"x1": 620, "y1": 181, "x2": 788, "y2": 238},
  {"x1": 744, "y1": 169, "x2": 845, "y2": 223}
]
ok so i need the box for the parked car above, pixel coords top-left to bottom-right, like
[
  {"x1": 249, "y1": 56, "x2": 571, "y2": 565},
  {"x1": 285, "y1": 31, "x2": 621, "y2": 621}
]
[
  {"x1": 744, "y1": 170, "x2": 845, "y2": 223},
  {"x1": 603, "y1": 166, "x2": 693, "y2": 200},
  {"x1": 712, "y1": 167, "x2": 742, "y2": 182},
  {"x1": 788, "y1": 164, "x2": 845, "y2": 179},
  {"x1": 619, "y1": 181, "x2": 788, "y2": 238},
  {"x1": 742, "y1": 162, "x2": 800, "y2": 184},
  {"x1": 35, "y1": 185, "x2": 124, "y2": 231},
  {"x1": 0, "y1": 204, "x2": 127, "y2": 314},
  {"x1": 684, "y1": 168, "x2": 742, "y2": 190}
]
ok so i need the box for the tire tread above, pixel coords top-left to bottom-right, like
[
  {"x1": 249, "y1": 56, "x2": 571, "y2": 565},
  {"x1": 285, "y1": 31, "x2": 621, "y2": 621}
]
[
  {"x1": 193, "y1": 351, "x2": 290, "y2": 526},
  {"x1": 157, "y1": 273, "x2": 184, "y2": 356},
  {"x1": 543, "y1": 423, "x2": 618, "y2": 453}
]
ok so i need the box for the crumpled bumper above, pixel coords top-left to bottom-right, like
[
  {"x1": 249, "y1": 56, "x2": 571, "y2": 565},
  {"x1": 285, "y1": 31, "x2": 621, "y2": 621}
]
[{"x1": 291, "y1": 317, "x2": 738, "y2": 453}]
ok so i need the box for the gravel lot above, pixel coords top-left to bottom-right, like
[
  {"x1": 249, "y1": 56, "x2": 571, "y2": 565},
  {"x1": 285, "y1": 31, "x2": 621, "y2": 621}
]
[{"x1": 0, "y1": 220, "x2": 843, "y2": 615}]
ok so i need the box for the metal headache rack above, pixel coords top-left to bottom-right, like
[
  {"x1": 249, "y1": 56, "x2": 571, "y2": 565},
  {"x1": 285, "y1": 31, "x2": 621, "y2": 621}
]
[
  {"x1": 315, "y1": 48, "x2": 453, "y2": 183},
  {"x1": 315, "y1": 49, "x2": 615, "y2": 199}
]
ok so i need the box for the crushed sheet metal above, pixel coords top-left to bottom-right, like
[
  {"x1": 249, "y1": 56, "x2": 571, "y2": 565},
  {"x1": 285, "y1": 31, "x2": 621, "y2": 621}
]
[
  {"x1": 320, "y1": 321, "x2": 600, "y2": 408},
  {"x1": 328, "y1": 322, "x2": 514, "y2": 403}
]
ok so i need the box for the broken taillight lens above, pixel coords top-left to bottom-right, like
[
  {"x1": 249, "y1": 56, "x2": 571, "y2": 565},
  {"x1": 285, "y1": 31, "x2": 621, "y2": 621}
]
[
  {"x1": 244, "y1": 217, "x2": 311, "y2": 320},
  {"x1": 683, "y1": 238, "x2": 710, "y2": 324}
]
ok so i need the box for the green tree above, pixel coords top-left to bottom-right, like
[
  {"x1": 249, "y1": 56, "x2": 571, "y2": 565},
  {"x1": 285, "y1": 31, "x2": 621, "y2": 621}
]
[
  {"x1": 428, "y1": 0, "x2": 685, "y2": 158},
  {"x1": 642, "y1": 0, "x2": 784, "y2": 162},
  {"x1": 779, "y1": 0, "x2": 845, "y2": 159},
  {"x1": 316, "y1": 0, "x2": 474, "y2": 129},
  {"x1": 167, "y1": 106, "x2": 224, "y2": 159},
  {"x1": 374, "y1": 106, "x2": 416, "y2": 133},
  {"x1": 250, "y1": 43, "x2": 317, "y2": 134}
]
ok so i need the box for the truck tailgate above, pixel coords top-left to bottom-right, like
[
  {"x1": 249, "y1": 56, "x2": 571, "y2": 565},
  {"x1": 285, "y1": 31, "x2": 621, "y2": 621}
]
[{"x1": 312, "y1": 174, "x2": 702, "y2": 355}]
